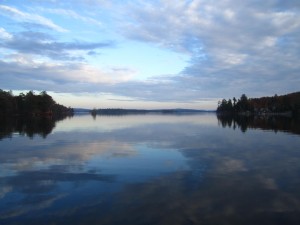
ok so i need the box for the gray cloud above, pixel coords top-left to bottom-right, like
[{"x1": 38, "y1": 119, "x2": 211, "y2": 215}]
[
  {"x1": 117, "y1": 0, "x2": 300, "y2": 98},
  {"x1": 0, "y1": 31, "x2": 114, "y2": 61},
  {"x1": 0, "y1": 57, "x2": 286, "y2": 104}
]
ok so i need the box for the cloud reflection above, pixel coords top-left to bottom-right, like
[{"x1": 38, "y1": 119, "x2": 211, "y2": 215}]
[{"x1": 1, "y1": 114, "x2": 300, "y2": 224}]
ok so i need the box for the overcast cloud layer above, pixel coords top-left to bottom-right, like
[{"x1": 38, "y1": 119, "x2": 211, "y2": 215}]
[{"x1": 0, "y1": 0, "x2": 299, "y2": 109}]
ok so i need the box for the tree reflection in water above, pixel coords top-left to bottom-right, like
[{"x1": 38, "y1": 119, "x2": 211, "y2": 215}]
[
  {"x1": 217, "y1": 114, "x2": 300, "y2": 135},
  {"x1": 0, "y1": 115, "x2": 73, "y2": 140}
]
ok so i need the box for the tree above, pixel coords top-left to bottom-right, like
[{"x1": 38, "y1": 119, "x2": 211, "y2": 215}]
[
  {"x1": 237, "y1": 94, "x2": 249, "y2": 111},
  {"x1": 38, "y1": 91, "x2": 55, "y2": 113},
  {"x1": 0, "y1": 89, "x2": 15, "y2": 115},
  {"x1": 217, "y1": 99, "x2": 233, "y2": 112},
  {"x1": 233, "y1": 97, "x2": 237, "y2": 107}
]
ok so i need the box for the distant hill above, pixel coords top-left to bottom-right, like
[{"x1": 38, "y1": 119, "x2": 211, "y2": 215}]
[
  {"x1": 73, "y1": 108, "x2": 91, "y2": 114},
  {"x1": 90, "y1": 108, "x2": 213, "y2": 115}
]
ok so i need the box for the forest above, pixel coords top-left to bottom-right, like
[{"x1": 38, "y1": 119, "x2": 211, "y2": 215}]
[
  {"x1": 0, "y1": 89, "x2": 73, "y2": 117},
  {"x1": 217, "y1": 92, "x2": 300, "y2": 116}
]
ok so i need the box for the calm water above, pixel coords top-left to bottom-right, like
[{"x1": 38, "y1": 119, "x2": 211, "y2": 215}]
[{"x1": 1, "y1": 114, "x2": 300, "y2": 225}]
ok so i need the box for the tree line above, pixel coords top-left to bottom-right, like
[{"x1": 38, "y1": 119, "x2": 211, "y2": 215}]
[
  {"x1": 0, "y1": 90, "x2": 73, "y2": 117},
  {"x1": 217, "y1": 92, "x2": 300, "y2": 115}
]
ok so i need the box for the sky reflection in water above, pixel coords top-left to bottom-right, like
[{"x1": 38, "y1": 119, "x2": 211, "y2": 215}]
[{"x1": 1, "y1": 114, "x2": 300, "y2": 225}]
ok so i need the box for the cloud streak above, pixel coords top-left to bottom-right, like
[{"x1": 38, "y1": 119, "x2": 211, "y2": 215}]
[
  {"x1": 0, "y1": 5, "x2": 67, "y2": 32},
  {"x1": 0, "y1": 30, "x2": 114, "y2": 61},
  {"x1": 35, "y1": 7, "x2": 103, "y2": 27}
]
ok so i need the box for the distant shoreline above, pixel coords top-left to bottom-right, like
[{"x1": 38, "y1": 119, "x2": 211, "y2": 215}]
[{"x1": 88, "y1": 108, "x2": 216, "y2": 116}]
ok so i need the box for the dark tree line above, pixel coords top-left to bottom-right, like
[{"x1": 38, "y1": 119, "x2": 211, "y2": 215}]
[
  {"x1": 0, "y1": 90, "x2": 73, "y2": 117},
  {"x1": 217, "y1": 92, "x2": 300, "y2": 115}
]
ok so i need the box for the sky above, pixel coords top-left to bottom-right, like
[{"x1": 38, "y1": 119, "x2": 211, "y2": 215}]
[{"x1": 0, "y1": 0, "x2": 300, "y2": 110}]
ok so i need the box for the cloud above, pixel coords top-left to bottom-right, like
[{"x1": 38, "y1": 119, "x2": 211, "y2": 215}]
[
  {"x1": 1, "y1": 114, "x2": 300, "y2": 222},
  {"x1": 0, "y1": 56, "x2": 249, "y2": 104},
  {"x1": 0, "y1": 194, "x2": 65, "y2": 219},
  {"x1": 0, "y1": 31, "x2": 114, "y2": 61},
  {"x1": 0, "y1": 57, "x2": 137, "y2": 90},
  {"x1": 35, "y1": 7, "x2": 103, "y2": 27},
  {"x1": 117, "y1": 0, "x2": 300, "y2": 97},
  {"x1": 0, "y1": 27, "x2": 12, "y2": 40},
  {"x1": 0, "y1": 5, "x2": 68, "y2": 32},
  {"x1": 1, "y1": 0, "x2": 300, "y2": 106}
]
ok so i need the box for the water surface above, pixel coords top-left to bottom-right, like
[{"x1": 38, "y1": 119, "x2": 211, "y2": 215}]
[{"x1": 1, "y1": 114, "x2": 300, "y2": 225}]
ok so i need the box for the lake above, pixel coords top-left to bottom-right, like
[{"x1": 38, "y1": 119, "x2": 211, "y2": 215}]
[{"x1": 1, "y1": 113, "x2": 300, "y2": 225}]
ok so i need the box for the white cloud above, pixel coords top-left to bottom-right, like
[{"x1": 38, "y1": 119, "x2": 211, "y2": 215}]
[
  {"x1": 270, "y1": 11, "x2": 300, "y2": 33},
  {"x1": 35, "y1": 7, "x2": 103, "y2": 27},
  {"x1": 0, "y1": 27, "x2": 12, "y2": 40},
  {"x1": 0, "y1": 5, "x2": 68, "y2": 32},
  {"x1": 211, "y1": 49, "x2": 248, "y2": 66},
  {"x1": 66, "y1": 64, "x2": 137, "y2": 84},
  {"x1": 259, "y1": 36, "x2": 277, "y2": 48}
]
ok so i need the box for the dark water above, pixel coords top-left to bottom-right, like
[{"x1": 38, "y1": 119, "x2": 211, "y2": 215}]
[{"x1": 1, "y1": 114, "x2": 300, "y2": 225}]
